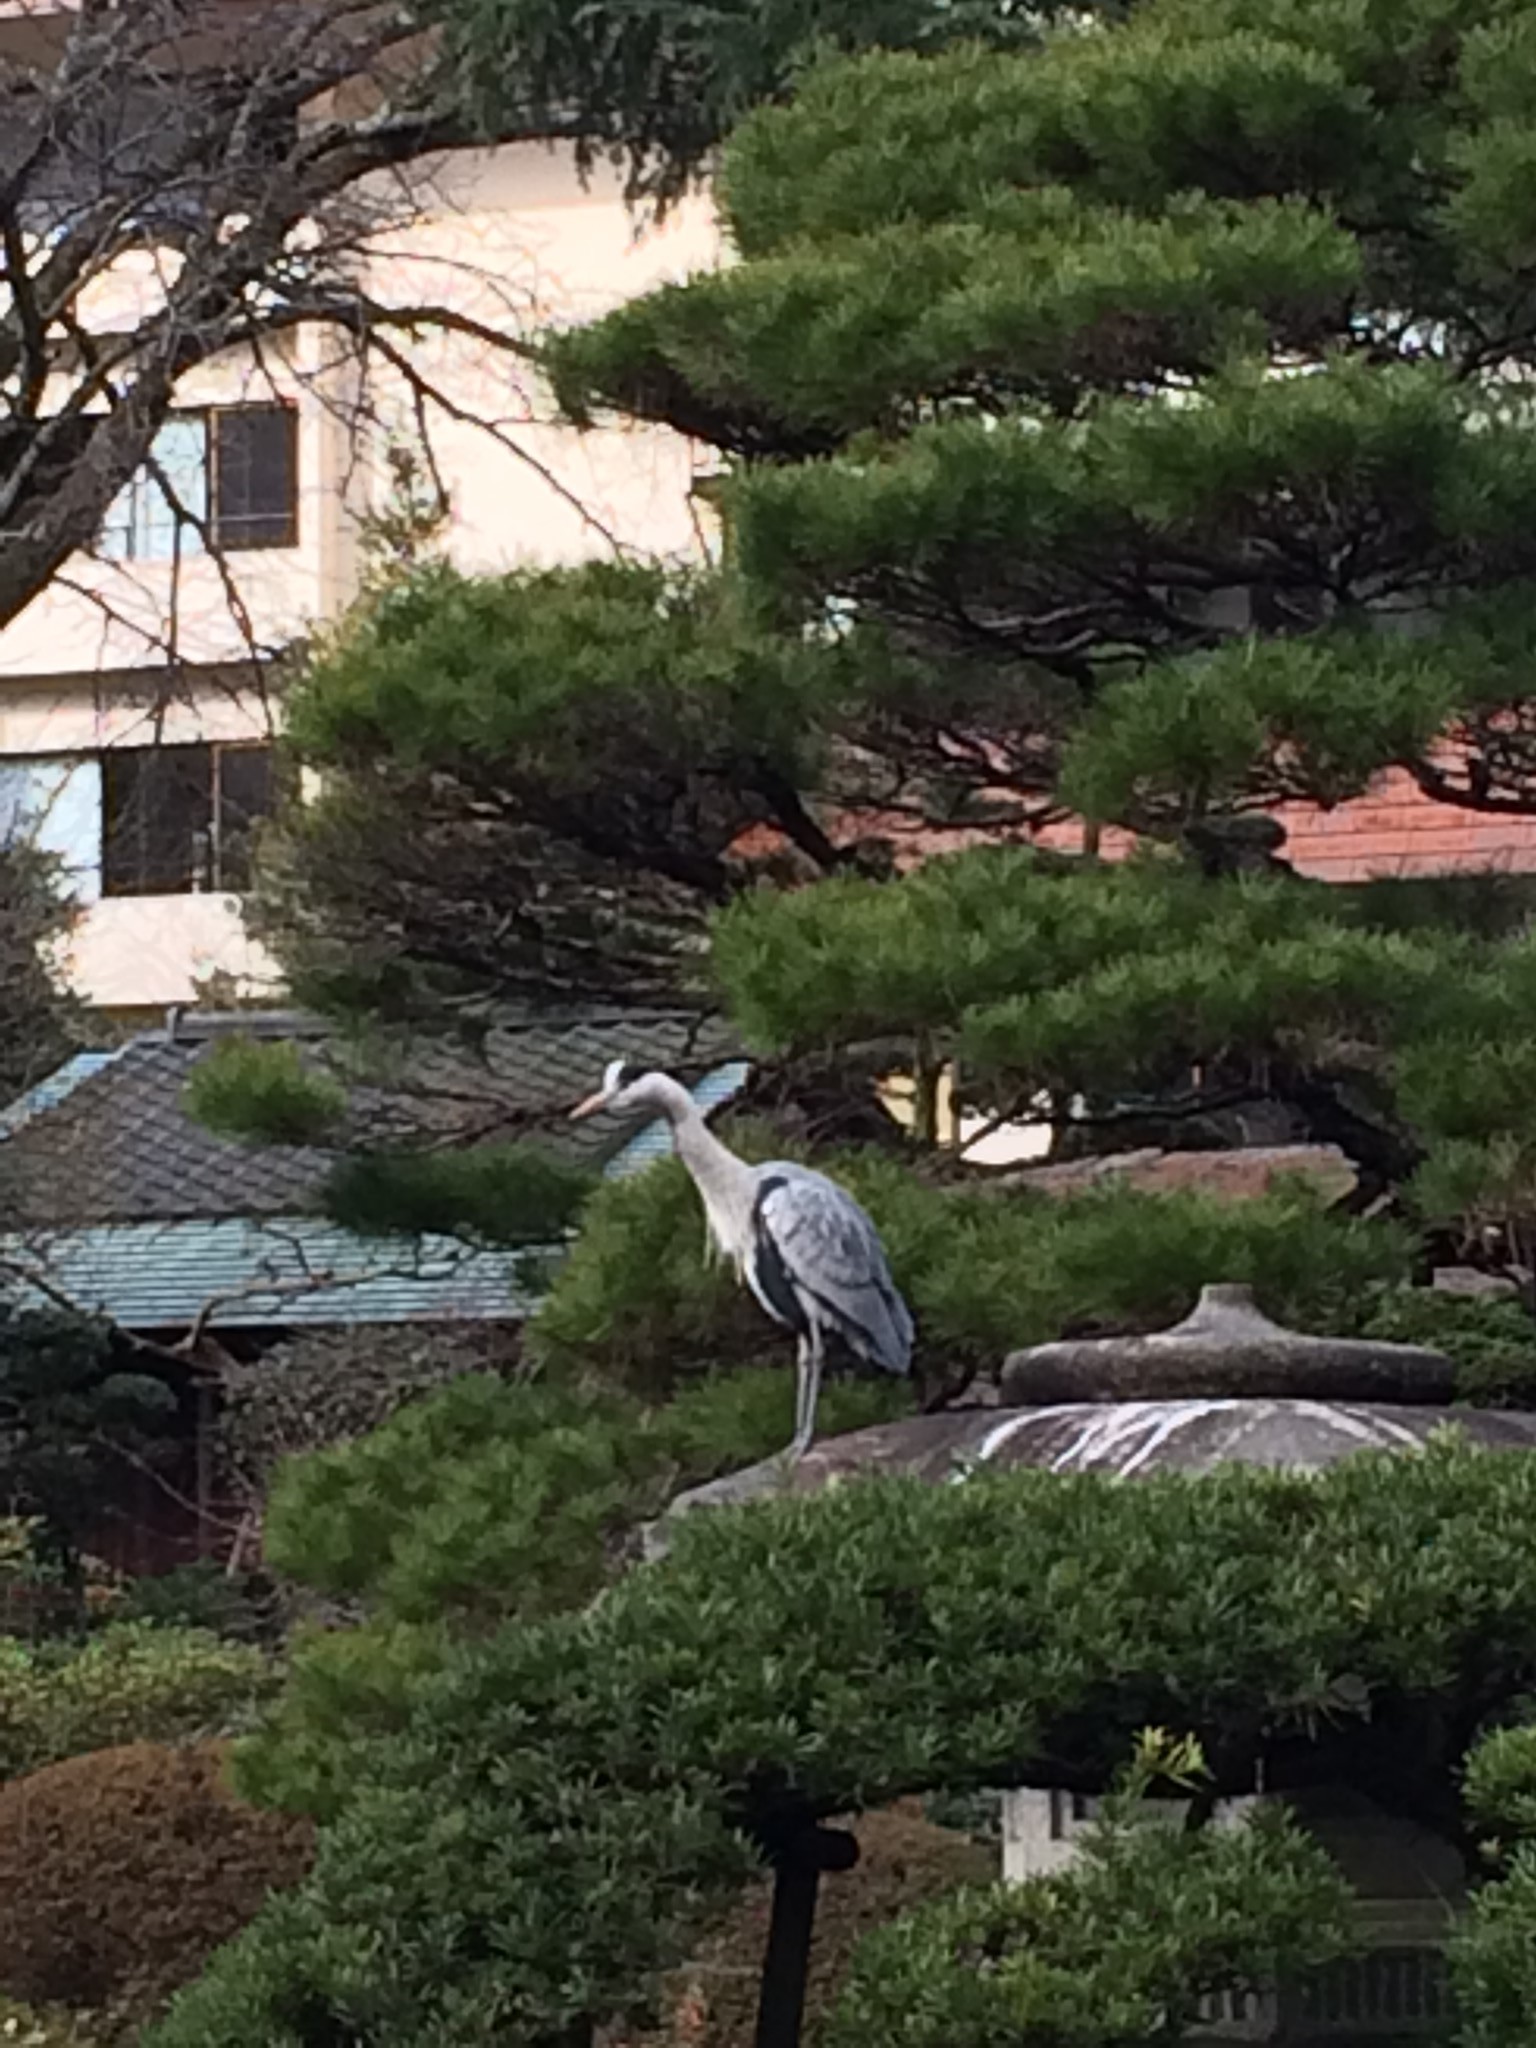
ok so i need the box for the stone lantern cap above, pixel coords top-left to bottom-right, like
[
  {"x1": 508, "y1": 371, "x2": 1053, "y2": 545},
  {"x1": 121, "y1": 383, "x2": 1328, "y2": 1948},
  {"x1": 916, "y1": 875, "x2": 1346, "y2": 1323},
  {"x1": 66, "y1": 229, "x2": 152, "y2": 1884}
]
[
  {"x1": 644, "y1": 1284, "x2": 1518, "y2": 1557},
  {"x1": 1000, "y1": 1283, "x2": 1456, "y2": 1407}
]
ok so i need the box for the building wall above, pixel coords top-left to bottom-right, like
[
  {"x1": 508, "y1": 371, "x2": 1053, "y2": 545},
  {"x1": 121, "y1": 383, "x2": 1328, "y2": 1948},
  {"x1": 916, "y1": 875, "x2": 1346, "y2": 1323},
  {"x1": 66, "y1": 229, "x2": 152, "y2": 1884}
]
[{"x1": 0, "y1": 143, "x2": 719, "y2": 1008}]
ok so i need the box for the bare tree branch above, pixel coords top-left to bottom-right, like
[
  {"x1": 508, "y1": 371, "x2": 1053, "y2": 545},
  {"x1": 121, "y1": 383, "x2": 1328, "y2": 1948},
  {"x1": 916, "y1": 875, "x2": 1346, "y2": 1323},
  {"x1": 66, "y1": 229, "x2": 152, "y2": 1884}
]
[{"x1": 0, "y1": 0, "x2": 629, "y2": 638}]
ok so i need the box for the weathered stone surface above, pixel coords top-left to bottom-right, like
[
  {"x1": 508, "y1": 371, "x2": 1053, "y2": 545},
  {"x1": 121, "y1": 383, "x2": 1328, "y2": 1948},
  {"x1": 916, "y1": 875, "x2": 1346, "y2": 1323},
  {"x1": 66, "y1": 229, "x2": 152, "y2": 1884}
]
[
  {"x1": 998, "y1": 1144, "x2": 1357, "y2": 1205},
  {"x1": 1431, "y1": 1266, "x2": 1521, "y2": 1300},
  {"x1": 647, "y1": 1397, "x2": 1536, "y2": 1555},
  {"x1": 1001, "y1": 1283, "x2": 1455, "y2": 1406}
]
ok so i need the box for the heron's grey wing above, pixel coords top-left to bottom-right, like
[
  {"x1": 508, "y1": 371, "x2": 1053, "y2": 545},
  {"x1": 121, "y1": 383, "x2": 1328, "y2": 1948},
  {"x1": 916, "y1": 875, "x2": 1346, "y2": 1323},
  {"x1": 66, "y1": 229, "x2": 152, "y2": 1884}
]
[{"x1": 754, "y1": 1164, "x2": 914, "y2": 1374}]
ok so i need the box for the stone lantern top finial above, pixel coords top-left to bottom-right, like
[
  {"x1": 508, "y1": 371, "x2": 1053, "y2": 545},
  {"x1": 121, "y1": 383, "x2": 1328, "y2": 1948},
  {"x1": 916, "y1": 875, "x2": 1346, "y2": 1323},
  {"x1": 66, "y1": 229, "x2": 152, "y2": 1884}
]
[{"x1": 1000, "y1": 1283, "x2": 1455, "y2": 1408}]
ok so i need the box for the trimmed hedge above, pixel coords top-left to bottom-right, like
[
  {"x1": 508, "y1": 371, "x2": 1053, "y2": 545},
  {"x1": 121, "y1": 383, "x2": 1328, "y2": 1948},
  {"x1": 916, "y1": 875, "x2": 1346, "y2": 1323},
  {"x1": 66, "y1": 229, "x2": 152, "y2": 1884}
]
[
  {"x1": 152, "y1": 1441, "x2": 1536, "y2": 2045},
  {"x1": 0, "y1": 1624, "x2": 275, "y2": 1781},
  {"x1": 0, "y1": 1741, "x2": 312, "y2": 2033}
]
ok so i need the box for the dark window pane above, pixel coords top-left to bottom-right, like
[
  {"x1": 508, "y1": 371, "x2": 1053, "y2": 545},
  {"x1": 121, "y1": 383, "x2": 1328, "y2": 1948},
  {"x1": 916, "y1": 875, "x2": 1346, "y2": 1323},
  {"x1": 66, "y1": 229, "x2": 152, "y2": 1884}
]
[
  {"x1": 101, "y1": 745, "x2": 212, "y2": 896},
  {"x1": 212, "y1": 406, "x2": 297, "y2": 549},
  {"x1": 214, "y1": 746, "x2": 276, "y2": 889}
]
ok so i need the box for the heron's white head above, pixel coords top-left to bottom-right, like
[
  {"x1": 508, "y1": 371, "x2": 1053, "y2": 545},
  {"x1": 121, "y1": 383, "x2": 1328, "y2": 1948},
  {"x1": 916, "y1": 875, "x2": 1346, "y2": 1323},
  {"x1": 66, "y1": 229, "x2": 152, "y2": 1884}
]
[{"x1": 569, "y1": 1060, "x2": 690, "y2": 1123}]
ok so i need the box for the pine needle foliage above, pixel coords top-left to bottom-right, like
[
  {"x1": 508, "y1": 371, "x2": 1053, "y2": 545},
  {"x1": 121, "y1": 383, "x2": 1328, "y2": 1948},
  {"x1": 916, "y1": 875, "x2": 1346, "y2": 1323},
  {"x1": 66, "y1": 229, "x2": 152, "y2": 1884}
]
[
  {"x1": 323, "y1": 1144, "x2": 594, "y2": 1245},
  {"x1": 183, "y1": 1039, "x2": 346, "y2": 1149},
  {"x1": 236, "y1": 1369, "x2": 908, "y2": 1819},
  {"x1": 425, "y1": 0, "x2": 1114, "y2": 210},
  {"x1": 150, "y1": 1441, "x2": 1536, "y2": 2045},
  {"x1": 171, "y1": 6, "x2": 1536, "y2": 2036},
  {"x1": 826, "y1": 1797, "x2": 1351, "y2": 2048}
]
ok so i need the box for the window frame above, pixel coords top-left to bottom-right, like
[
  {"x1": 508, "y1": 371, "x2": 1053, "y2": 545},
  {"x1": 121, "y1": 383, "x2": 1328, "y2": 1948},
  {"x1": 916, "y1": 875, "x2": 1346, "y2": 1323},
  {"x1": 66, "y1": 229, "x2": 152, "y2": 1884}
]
[
  {"x1": 97, "y1": 402, "x2": 299, "y2": 562},
  {"x1": 98, "y1": 740, "x2": 278, "y2": 899},
  {"x1": 210, "y1": 402, "x2": 300, "y2": 552}
]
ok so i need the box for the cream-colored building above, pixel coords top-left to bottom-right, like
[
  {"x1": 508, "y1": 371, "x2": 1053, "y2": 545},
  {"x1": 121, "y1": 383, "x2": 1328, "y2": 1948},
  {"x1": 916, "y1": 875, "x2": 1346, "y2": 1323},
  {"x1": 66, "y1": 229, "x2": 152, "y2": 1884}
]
[{"x1": 0, "y1": 23, "x2": 719, "y2": 1012}]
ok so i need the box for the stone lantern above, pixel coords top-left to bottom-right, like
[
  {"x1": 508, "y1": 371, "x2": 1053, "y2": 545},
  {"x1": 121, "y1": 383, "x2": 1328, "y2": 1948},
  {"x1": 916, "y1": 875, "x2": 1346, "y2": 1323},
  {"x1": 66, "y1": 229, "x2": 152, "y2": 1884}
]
[{"x1": 656, "y1": 1284, "x2": 1536, "y2": 2045}]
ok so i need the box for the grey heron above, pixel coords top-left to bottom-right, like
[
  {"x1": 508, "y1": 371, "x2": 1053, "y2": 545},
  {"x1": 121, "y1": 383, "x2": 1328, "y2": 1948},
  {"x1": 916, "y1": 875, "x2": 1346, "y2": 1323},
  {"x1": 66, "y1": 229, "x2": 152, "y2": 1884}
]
[{"x1": 570, "y1": 1062, "x2": 913, "y2": 1458}]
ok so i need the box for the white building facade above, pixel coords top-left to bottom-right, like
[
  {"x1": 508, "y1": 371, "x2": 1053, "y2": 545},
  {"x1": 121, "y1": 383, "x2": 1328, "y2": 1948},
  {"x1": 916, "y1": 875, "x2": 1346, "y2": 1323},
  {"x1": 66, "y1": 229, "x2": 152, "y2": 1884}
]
[{"x1": 0, "y1": 17, "x2": 718, "y2": 1013}]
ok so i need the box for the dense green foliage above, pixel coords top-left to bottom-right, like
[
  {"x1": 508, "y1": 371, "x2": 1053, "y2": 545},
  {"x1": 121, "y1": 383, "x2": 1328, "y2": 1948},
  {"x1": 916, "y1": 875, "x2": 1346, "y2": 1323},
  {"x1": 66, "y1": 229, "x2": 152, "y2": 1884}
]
[
  {"x1": 0, "y1": 1624, "x2": 275, "y2": 1781},
  {"x1": 239, "y1": 1368, "x2": 906, "y2": 1817},
  {"x1": 324, "y1": 1142, "x2": 593, "y2": 1244},
  {"x1": 427, "y1": 0, "x2": 1118, "y2": 207},
  {"x1": 258, "y1": 559, "x2": 848, "y2": 1014},
  {"x1": 1354, "y1": 1290, "x2": 1536, "y2": 1407},
  {"x1": 151, "y1": 1442, "x2": 1536, "y2": 2044},
  {"x1": 714, "y1": 846, "x2": 1536, "y2": 1210},
  {"x1": 254, "y1": 0, "x2": 1536, "y2": 1258},
  {"x1": 1453, "y1": 1722, "x2": 1536, "y2": 2044},
  {"x1": 0, "y1": 1307, "x2": 182, "y2": 1576},
  {"x1": 184, "y1": 1039, "x2": 346, "y2": 1149},
  {"x1": 827, "y1": 1796, "x2": 1350, "y2": 2047}
]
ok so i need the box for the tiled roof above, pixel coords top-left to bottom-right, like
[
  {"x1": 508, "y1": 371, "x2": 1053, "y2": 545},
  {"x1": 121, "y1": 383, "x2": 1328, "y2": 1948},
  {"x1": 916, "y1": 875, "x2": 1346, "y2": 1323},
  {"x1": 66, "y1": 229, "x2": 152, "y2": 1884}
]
[
  {"x1": 0, "y1": 1008, "x2": 743, "y2": 1230},
  {"x1": 0, "y1": 1218, "x2": 546, "y2": 1329},
  {"x1": 0, "y1": 1011, "x2": 749, "y2": 1331},
  {"x1": 1276, "y1": 771, "x2": 1536, "y2": 883}
]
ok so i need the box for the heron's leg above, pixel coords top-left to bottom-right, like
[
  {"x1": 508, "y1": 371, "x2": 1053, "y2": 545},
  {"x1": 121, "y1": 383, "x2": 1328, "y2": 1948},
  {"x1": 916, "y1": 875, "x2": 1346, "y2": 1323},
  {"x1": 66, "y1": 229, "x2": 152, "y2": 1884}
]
[{"x1": 788, "y1": 1331, "x2": 823, "y2": 1462}]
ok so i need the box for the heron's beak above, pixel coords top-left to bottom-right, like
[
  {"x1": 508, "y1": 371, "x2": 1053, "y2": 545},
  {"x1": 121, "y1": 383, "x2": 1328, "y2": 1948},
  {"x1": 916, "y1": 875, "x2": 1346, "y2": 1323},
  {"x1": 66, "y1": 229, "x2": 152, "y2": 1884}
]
[{"x1": 569, "y1": 1090, "x2": 611, "y2": 1122}]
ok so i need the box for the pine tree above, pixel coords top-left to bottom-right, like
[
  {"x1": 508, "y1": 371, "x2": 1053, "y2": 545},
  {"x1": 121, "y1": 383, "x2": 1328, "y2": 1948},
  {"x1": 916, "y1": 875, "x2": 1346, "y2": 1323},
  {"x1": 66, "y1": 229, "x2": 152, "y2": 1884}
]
[
  {"x1": 166, "y1": 5, "x2": 1536, "y2": 2042},
  {"x1": 266, "y1": 0, "x2": 1536, "y2": 1246}
]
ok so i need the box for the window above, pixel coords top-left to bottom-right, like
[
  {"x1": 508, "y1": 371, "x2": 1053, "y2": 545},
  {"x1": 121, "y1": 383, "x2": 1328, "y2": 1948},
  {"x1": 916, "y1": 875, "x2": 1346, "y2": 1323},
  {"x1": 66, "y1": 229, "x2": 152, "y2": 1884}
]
[
  {"x1": 101, "y1": 743, "x2": 277, "y2": 897},
  {"x1": 100, "y1": 406, "x2": 297, "y2": 561},
  {"x1": 212, "y1": 405, "x2": 299, "y2": 549},
  {"x1": 100, "y1": 418, "x2": 207, "y2": 563},
  {"x1": 0, "y1": 756, "x2": 104, "y2": 905}
]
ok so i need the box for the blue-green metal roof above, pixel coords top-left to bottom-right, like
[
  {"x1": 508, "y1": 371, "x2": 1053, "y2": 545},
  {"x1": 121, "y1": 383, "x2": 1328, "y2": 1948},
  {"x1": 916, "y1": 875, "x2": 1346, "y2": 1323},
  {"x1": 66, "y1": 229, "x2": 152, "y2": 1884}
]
[{"x1": 0, "y1": 1217, "x2": 552, "y2": 1328}]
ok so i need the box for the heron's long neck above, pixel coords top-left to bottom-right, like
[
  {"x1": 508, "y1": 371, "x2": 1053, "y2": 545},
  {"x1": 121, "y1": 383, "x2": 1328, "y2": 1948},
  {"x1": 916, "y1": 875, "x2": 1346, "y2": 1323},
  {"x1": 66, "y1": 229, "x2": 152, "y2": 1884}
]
[{"x1": 666, "y1": 1092, "x2": 757, "y2": 1257}]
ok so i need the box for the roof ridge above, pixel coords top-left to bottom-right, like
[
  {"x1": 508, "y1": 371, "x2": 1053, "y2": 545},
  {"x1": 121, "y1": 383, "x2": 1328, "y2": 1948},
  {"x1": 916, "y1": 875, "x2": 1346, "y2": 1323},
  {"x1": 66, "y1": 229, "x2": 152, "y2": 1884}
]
[{"x1": 0, "y1": 1044, "x2": 132, "y2": 1140}]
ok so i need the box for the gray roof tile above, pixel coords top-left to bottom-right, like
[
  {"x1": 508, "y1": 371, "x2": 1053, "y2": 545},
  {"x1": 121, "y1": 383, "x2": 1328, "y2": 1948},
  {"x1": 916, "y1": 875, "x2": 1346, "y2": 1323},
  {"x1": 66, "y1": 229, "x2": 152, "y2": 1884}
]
[{"x1": 0, "y1": 1009, "x2": 743, "y2": 1230}]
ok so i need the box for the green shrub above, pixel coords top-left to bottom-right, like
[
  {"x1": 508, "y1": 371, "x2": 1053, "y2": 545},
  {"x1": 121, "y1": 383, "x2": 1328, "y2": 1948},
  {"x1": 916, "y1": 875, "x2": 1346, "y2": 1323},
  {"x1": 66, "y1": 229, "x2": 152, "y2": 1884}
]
[
  {"x1": 324, "y1": 1143, "x2": 594, "y2": 1244},
  {"x1": 153, "y1": 1440, "x2": 1536, "y2": 2045},
  {"x1": 826, "y1": 1803, "x2": 1350, "y2": 2048},
  {"x1": 244, "y1": 1367, "x2": 908, "y2": 1816},
  {"x1": 116, "y1": 1565, "x2": 279, "y2": 1646},
  {"x1": 1351, "y1": 1287, "x2": 1536, "y2": 1406},
  {"x1": 183, "y1": 1037, "x2": 346, "y2": 1146},
  {"x1": 1463, "y1": 1721, "x2": 1536, "y2": 1844},
  {"x1": 0, "y1": 1741, "x2": 311, "y2": 2034},
  {"x1": 0, "y1": 1624, "x2": 275, "y2": 1780},
  {"x1": 262, "y1": 1376, "x2": 656, "y2": 1624},
  {"x1": 263, "y1": 1367, "x2": 907, "y2": 1627},
  {"x1": 1453, "y1": 1724, "x2": 1536, "y2": 2048}
]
